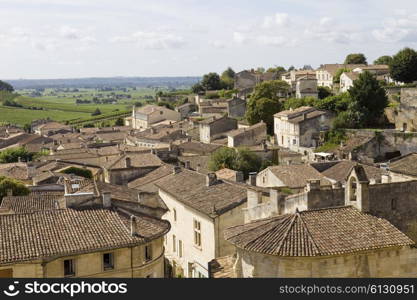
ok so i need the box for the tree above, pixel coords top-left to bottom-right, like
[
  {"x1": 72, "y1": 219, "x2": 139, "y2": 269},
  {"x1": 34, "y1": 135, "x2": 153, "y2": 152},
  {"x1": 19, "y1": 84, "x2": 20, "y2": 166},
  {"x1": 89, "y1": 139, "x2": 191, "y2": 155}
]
[
  {"x1": 220, "y1": 67, "x2": 236, "y2": 90},
  {"x1": 344, "y1": 53, "x2": 367, "y2": 64},
  {"x1": 347, "y1": 71, "x2": 388, "y2": 128},
  {"x1": 374, "y1": 55, "x2": 393, "y2": 65},
  {"x1": 390, "y1": 47, "x2": 417, "y2": 83},
  {"x1": 208, "y1": 147, "x2": 262, "y2": 178},
  {"x1": 267, "y1": 66, "x2": 286, "y2": 74},
  {"x1": 91, "y1": 108, "x2": 102, "y2": 116},
  {"x1": 245, "y1": 80, "x2": 290, "y2": 133},
  {"x1": 0, "y1": 176, "x2": 29, "y2": 203},
  {"x1": 317, "y1": 86, "x2": 332, "y2": 99},
  {"x1": 0, "y1": 147, "x2": 33, "y2": 163},
  {"x1": 191, "y1": 83, "x2": 204, "y2": 94},
  {"x1": 115, "y1": 118, "x2": 124, "y2": 126},
  {"x1": 200, "y1": 72, "x2": 223, "y2": 91},
  {"x1": 0, "y1": 80, "x2": 14, "y2": 92},
  {"x1": 62, "y1": 167, "x2": 93, "y2": 179}
]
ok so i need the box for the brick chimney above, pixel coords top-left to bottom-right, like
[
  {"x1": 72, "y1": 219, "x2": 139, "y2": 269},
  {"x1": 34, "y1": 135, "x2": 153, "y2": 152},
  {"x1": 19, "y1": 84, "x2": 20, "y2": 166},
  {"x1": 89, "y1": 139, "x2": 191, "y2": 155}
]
[
  {"x1": 184, "y1": 161, "x2": 191, "y2": 169},
  {"x1": 248, "y1": 172, "x2": 257, "y2": 186}
]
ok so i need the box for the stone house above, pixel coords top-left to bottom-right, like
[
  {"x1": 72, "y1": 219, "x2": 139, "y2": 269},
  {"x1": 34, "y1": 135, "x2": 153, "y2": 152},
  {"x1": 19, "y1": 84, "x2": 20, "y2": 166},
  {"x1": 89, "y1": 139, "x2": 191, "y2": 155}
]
[
  {"x1": 227, "y1": 122, "x2": 267, "y2": 148},
  {"x1": 388, "y1": 153, "x2": 417, "y2": 181},
  {"x1": 103, "y1": 153, "x2": 163, "y2": 185},
  {"x1": 295, "y1": 75, "x2": 318, "y2": 98},
  {"x1": 256, "y1": 164, "x2": 331, "y2": 192},
  {"x1": 175, "y1": 103, "x2": 197, "y2": 119},
  {"x1": 0, "y1": 187, "x2": 170, "y2": 278},
  {"x1": 339, "y1": 72, "x2": 359, "y2": 93},
  {"x1": 222, "y1": 206, "x2": 416, "y2": 278},
  {"x1": 227, "y1": 97, "x2": 246, "y2": 118},
  {"x1": 234, "y1": 70, "x2": 278, "y2": 99},
  {"x1": 33, "y1": 121, "x2": 72, "y2": 137},
  {"x1": 316, "y1": 64, "x2": 366, "y2": 88},
  {"x1": 199, "y1": 116, "x2": 238, "y2": 144},
  {"x1": 155, "y1": 168, "x2": 247, "y2": 278},
  {"x1": 131, "y1": 105, "x2": 181, "y2": 130},
  {"x1": 392, "y1": 88, "x2": 417, "y2": 132},
  {"x1": 274, "y1": 106, "x2": 333, "y2": 151}
]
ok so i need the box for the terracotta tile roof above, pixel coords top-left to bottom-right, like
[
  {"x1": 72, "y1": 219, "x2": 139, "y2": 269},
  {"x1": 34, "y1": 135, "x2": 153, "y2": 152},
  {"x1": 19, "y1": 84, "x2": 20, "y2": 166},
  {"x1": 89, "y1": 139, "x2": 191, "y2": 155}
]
[
  {"x1": 225, "y1": 206, "x2": 414, "y2": 257},
  {"x1": 317, "y1": 64, "x2": 367, "y2": 76},
  {"x1": 322, "y1": 161, "x2": 384, "y2": 184},
  {"x1": 103, "y1": 153, "x2": 162, "y2": 170},
  {"x1": 177, "y1": 141, "x2": 221, "y2": 155},
  {"x1": 209, "y1": 255, "x2": 236, "y2": 278},
  {"x1": 128, "y1": 164, "x2": 174, "y2": 191},
  {"x1": 0, "y1": 208, "x2": 170, "y2": 264},
  {"x1": 155, "y1": 168, "x2": 247, "y2": 217},
  {"x1": 0, "y1": 163, "x2": 30, "y2": 181},
  {"x1": 0, "y1": 194, "x2": 62, "y2": 214},
  {"x1": 389, "y1": 153, "x2": 417, "y2": 177},
  {"x1": 339, "y1": 135, "x2": 374, "y2": 153},
  {"x1": 178, "y1": 155, "x2": 210, "y2": 174},
  {"x1": 343, "y1": 71, "x2": 360, "y2": 81},
  {"x1": 267, "y1": 164, "x2": 331, "y2": 188}
]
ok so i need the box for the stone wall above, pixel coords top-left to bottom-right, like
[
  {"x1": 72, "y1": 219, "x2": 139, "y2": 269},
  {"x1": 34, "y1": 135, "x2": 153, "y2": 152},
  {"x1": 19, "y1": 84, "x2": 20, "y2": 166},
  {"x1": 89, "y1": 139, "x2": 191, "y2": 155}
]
[
  {"x1": 227, "y1": 98, "x2": 246, "y2": 118},
  {"x1": 235, "y1": 246, "x2": 417, "y2": 278}
]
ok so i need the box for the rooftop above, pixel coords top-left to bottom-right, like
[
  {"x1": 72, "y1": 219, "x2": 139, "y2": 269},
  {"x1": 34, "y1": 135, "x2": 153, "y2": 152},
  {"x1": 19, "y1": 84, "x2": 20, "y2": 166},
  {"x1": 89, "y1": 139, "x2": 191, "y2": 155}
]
[
  {"x1": 267, "y1": 164, "x2": 331, "y2": 188},
  {"x1": 224, "y1": 206, "x2": 413, "y2": 257}
]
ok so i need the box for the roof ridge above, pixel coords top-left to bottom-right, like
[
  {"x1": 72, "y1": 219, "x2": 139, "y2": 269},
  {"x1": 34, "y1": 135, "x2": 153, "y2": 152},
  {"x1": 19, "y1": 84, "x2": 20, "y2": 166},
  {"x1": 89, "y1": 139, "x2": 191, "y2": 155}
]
[
  {"x1": 225, "y1": 217, "x2": 284, "y2": 242},
  {"x1": 297, "y1": 211, "x2": 321, "y2": 256},
  {"x1": 275, "y1": 213, "x2": 299, "y2": 254}
]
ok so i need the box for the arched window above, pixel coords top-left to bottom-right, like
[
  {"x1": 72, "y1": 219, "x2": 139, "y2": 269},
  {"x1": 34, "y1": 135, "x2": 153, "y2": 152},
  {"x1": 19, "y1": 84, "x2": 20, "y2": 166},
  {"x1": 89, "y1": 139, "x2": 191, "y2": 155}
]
[{"x1": 349, "y1": 177, "x2": 357, "y2": 201}]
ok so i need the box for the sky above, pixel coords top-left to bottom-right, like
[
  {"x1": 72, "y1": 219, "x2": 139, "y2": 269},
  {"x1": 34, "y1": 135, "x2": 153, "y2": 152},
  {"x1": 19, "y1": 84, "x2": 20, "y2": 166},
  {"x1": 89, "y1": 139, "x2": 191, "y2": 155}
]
[{"x1": 0, "y1": 0, "x2": 417, "y2": 79}]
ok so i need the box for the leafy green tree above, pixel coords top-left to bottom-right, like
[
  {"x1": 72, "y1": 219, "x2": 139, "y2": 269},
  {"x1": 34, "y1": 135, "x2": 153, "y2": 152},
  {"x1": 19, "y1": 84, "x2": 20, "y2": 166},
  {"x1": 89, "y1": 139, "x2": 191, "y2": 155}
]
[
  {"x1": 287, "y1": 65, "x2": 295, "y2": 71},
  {"x1": 246, "y1": 80, "x2": 290, "y2": 133},
  {"x1": 157, "y1": 101, "x2": 174, "y2": 110},
  {"x1": 91, "y1": 108, "x2": 102, "y2": 116},
  {"x1": 62, "y1": 167, "x2": 93, "y2": 179},
  {"x1": 0, "y1": 80, "x2": 14, "y2": 92},
  {"x1": 201, "y1": 72, "x2": 223, "y2": 91},
  {"x1": 344, "y1": 53, "x2": 367, "y2": 64},
  {"x1": 390, "y1": 47, "x2": 417, "y2": 83},
  {"x1": 0, "y1": 176, "x2": 29, "y2": 203},
  {"x1": 0, "y1": 147, "x2": 33, "y2": 163},
  {"x1": 191, "y1": 83, "x2": 204, "y2": 94},
  {"x1": 347, "y1": 71, "x2": 388, "y2": 128},
  {"x1": 266, "y1": 66, "x2": 286, "y2": 74},
  {"x1": 374, "y1": 55, "x2": 393, "y2": 65},
  {"x1": 283, "y1": 97, "x2": 317, "y2": 110},
  {"x1": 23, "y1": 123, "x2": 31, "y2": 133},
  {"x1": 315, "y1": 92, "x2": 350, "y2": 113},
  {"x1": 220, "y1": 67, "x2": 236, "y2": 90},
  {"x1": 208, "y1": 147, "x2": 262, "y2": 178},
  {"x1": 115, "y1": 117, "x2": 124, "y2": 126},
  {"x1": 317, "y1": 86, "x2": 332, "y2": 99}
]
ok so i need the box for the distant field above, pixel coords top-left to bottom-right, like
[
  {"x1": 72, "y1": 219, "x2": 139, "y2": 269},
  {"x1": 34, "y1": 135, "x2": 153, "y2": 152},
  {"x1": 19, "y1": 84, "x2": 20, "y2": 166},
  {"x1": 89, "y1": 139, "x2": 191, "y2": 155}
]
[
  {"x1": 0, "y1": 106, "x2": 90, "y2": 125},
  {"x1": 1, "y1": 87, "x2": 156, "y2": 126}
]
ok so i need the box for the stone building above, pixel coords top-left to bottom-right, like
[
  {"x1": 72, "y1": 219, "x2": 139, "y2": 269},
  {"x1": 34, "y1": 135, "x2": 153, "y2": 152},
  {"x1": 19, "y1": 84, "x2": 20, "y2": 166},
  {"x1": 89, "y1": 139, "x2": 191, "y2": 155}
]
[
  {"x1": 393, "y1": 88, "x2": 417, "y2": 132},
  {"x1": 295, "y1": 75, "x2": 318, "y2": 98},
  {"x1": 274, "y1": 106, "x2": 333, "y2": 151},
  {"x1": 227, "y1": 97, "x2": 246, "y2": 118},
  {"x1": 199, "y1": 116, "x2": 238, "y2": 144},
  {"x1": 227, "y1": 122, "x2": 267, "y2": 148},
  {"x1": 234, "y1": 70, "x2": 278, "y2": 99},
  {"x1": 155, "y1": 168, "x2": 247, "y2": 278},
  {"x1": 0, "y1": 183, "x2": 170, "y2": 278},
  {"x1": 256, "y1": 164, "x2": 331, "y2": 192},
  {"x1": 222, "y1": 206, "x2": 416, "y2": 278},
  {"x1": 339, "y1": 72, "x2": 359, "y2": 92},
  {"x1": 131, "y1": 105, "x2": 181, "y2": 130},
  {"x1": 316, "y1": 64, "x2": 366, "y2": 88}
]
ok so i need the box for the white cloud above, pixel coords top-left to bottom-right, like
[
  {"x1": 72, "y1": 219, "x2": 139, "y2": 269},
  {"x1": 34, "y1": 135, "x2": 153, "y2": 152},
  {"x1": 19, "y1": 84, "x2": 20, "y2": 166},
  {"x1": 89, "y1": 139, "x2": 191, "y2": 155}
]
[
  {"x1": 111, "y1": 31, "x2": 186, "y2": 49},
  {"x1": 372, "y1": 15, "x2": 417, "y2": 43},
  {"x1": 233, "y1": 32, "x2": 247, "y2": 44},
  {"x1": 209, "y1": 40, "x2": 227, "y2": 49},
  {"x1": 262, "y1": 13, "x2": 290, "y2": 28}
]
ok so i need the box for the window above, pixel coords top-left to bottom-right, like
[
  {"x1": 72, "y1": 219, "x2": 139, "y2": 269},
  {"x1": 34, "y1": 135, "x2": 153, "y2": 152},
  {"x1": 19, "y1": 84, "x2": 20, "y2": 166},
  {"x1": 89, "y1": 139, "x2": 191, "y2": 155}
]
[
  {"x1": 172, "y1": 235, "x2": 176, "y2": 252},
  {"x1": 103, "y1": 253, "x2": 114, "y2": 270},
  {"x1": 391, "y1": 199, "x2": 397, "y2": 210},
  {"x1": 64, "y1": 259, "x2": 75, "y2": 277},
  {"x1": 193, "y1": 220, "x2": 201, "y2": 247},
  {"x1": 145, "y1": 244, "x2": 153, "y2": 261},
  {"x1": 173, "y1": 208, "x2": 177, "y2": 222},
  {"x1": 179, "y1": 240, "x2": 183, "y2": 258}
]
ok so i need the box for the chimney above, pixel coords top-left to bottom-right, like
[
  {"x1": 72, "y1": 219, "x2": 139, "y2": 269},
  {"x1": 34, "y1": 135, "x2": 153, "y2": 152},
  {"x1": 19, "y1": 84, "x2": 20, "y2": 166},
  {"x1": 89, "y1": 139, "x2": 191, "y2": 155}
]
[
  {"x1": 125, "y1": 157, "x2": 131, "y2": 168},
  {"x1": 332, "y1": 181, "x2": 342, "y2": 189},
  {"x1": 381, "y1": 174, "x2": 391, "y2": 183},
  {"x1": 248, "y1": 172, "x2": 257, "y2": 186},
  {"x1": 173, "y1": 166, "x2": 181, "y2": 174},
  {"x1": 130, "y1": 215, "x2": 138, "y2": 236},
  {"x1": 196, "y1": 163, "x2": 201, "y2": 173},
  {"x1": 235, "y1": 171, "x2": 244, "y2": 183},
  {"x1": 17, "y1": 157, "x2": 21, "y2": 163},
  {"x1": 306, "y1": 179, "x2": 320, "y2": 191},
  {"x1": 302, "y1": 113, "x2": 307, "y2": 121},
  {"x1": 137, "y1": 192, "x2": 143, "y2": 203},
  {"x1": 184, "y1": 161, "x2": 191, "y2": 169},
  {"x1": 206, "y1": 173, "x2": 217, "y2": 187},
  {"x1": 102, "y1": 191, "x2": 111, "y2": 208}
]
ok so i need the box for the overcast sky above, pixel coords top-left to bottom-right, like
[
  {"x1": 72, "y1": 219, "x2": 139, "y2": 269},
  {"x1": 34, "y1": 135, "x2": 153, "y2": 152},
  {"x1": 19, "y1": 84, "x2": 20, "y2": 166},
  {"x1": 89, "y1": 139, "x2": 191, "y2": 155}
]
[{"x1": 0, "y1": 0, "x2": 416, "y2": 79}]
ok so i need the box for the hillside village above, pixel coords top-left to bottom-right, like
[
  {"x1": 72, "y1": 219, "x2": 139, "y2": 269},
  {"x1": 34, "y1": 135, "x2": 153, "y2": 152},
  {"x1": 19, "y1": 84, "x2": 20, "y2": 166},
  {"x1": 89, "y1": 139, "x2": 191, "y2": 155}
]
[{"x1": 3, "y1": 49, "x2": 417, "y2": 278}]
